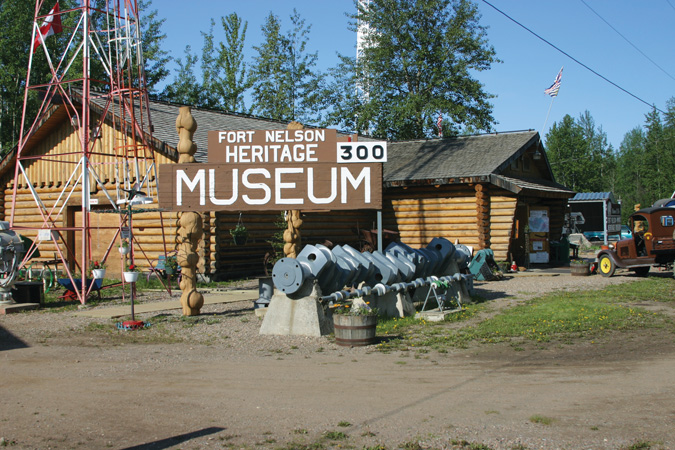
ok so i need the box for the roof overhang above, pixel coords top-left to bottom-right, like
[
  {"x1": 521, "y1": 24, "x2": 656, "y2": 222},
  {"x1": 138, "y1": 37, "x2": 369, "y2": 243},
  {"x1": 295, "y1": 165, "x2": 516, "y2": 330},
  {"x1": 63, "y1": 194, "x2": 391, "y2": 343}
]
[{"x1": 490, "y1": 174, "x2": 576, "y2": 199}]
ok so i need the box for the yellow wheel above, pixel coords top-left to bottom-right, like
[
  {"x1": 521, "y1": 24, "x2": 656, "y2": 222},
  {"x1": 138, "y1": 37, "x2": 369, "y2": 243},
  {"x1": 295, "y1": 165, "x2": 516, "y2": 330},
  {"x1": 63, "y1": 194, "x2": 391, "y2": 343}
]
[{"x1": 598, "y1": 254, "x2": 615, "y2": 277}]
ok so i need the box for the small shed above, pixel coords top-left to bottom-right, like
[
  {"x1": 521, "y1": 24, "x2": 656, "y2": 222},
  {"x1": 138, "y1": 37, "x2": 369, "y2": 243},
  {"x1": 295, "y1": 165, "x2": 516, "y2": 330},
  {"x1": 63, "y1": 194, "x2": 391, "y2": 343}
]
[{"x1": 568, "y1": 192, "x2": 622, "y2": 244}]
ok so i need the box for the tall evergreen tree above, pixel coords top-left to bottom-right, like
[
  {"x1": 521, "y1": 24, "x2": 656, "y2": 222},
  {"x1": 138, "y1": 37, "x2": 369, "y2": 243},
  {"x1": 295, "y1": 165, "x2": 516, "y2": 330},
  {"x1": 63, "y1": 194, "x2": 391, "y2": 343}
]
[
  {"x1": 251, "y1": 13, "x2": 289, "y2": 120},
  {"x1": 139, "y1": 0, "x2": 171, "y2": 94},
  {"x1": 0, "y1": 0, "x2": 69, "y2": 153},
  {"x1": 322, "y1": 0, "x2": 498, "y2": 140},
  {"x1": 198, "y1": 19, "x2": 222, "y2": 108},
  {"x1": 218, "y1": 13, "x2": 252, "y2": 112},
  {"x1": 545, "y1": 111, "x2": 614, "y2": 193},
  {"x1": 615, "y1": 127, "x2": 648, "y2": 221},
  {"x1": 643, "y1": 107, "x2": 670, "y2": 199},
  {"x1": 545, "y1": 115, "x2": 586, "y2": 190},
  {"x1": 0, "y1": 0, "x2": 169, "y2": 152},
  {"x1": 250, "y1": 10, "x2": 323, "y2": 123},
  {"x1": 160, "y1": 46, "x2": 201, "y2": 105}
]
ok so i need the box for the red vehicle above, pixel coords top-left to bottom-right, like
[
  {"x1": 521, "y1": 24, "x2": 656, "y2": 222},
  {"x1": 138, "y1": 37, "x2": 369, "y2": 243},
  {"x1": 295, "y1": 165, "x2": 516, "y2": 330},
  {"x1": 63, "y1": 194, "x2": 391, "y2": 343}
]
[{"x1": 596, "y1": 206, "x2": 675, "y2": 277}]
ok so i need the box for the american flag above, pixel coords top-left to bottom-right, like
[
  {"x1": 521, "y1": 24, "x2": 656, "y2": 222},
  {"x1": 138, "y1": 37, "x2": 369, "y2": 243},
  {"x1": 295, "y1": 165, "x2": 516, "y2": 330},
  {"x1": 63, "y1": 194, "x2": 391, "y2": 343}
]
[
  {"x1": 544, "y1": 67, "x2": 563, "y2": 97},
  {"x1": 437, "y1": 112, "x2": 443, "y2": 137}
]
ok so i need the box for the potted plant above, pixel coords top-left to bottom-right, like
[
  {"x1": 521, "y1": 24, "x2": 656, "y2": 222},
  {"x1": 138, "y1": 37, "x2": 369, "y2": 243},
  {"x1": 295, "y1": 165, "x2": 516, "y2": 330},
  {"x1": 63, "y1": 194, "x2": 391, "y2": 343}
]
[
  {"x1": 570, "y1": 259, "x2": 591, "y2": 276},
  {"x1": 230, "y1": 223, "x2": 248, "y2": 246},
  {"x1": 89, "y1": 260, "x2": 106, "y2": 279},
  {"x1": 123, "y1": 262, "x2": 140, "y2": 283},
  {"x1": 165, "y1": 255, "x2": 178, "y2": 276},
  {"x1": 331, "y1": 302, "x2": 378, "y2": 347},
  {"x1": 119, "y1": 240, "x2": 130, "y2": 255}
]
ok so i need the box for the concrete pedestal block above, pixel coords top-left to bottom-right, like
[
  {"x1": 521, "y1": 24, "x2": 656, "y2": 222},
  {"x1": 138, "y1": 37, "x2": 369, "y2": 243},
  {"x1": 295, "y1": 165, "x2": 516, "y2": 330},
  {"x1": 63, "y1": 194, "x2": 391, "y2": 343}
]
[
  {"x1": 259, "y1": 282, "x2": 332, "y2": 337},
  {"x1": 371, "y1": 290, "x2": 415, "y2": 318}
]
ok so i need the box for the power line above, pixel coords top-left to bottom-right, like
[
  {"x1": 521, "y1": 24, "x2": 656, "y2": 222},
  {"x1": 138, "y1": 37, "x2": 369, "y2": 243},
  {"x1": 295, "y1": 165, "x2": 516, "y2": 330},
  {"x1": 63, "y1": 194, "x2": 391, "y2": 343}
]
[
  {"x1": 666, "y1": 0, "x2": 675, "y2": 12},
  {"x1": 580, "y1": 0, "x2": 675, "y2": 82},
  {"x1": 480, "y1": 0, "x2": 666, "y2": 115}
]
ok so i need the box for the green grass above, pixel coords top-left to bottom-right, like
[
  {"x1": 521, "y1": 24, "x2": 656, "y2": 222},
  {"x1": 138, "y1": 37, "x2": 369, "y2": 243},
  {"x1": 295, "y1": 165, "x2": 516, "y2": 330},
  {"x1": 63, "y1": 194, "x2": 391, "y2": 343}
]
[
  {"x1": 529, "y1": 414, "x2": 554, "y2": 425},
  {"x1": 375, "y1": 278, "x2": 674, "y2": 353}
]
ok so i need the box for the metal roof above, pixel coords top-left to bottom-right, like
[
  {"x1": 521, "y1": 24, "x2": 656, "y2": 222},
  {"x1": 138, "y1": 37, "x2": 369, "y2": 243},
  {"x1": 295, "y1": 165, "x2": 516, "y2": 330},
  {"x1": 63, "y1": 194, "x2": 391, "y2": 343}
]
[{"x1": 569, "y1": 192, "x2": 618, "y2": 203}]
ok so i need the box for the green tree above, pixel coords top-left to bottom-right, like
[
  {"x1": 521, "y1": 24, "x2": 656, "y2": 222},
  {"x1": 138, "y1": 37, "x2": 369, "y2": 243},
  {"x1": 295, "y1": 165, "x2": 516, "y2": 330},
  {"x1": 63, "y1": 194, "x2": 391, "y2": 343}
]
[
  {"x1": 0, "y1": 0, "x2": 169, "y2": 152},
  {"x1": 160, "y1": 45, "x2": 201, "y2": 105},
  {"x1": 642, "y1": 107, "x2": 674, "y2": 200},
  {"x1": 577, "y1": 111, "x2": 616, "y2": 191},
  {"x1": 250, "y1": 13, "x2": 288, "y2": 119},
  {"x1": 139, "y1": 0, "x2": 171, "y2": 94},
  {"x1": 545, "y1": 115, "x2": 586, "y2": 190},
  {"x1": 218, "y1": 13, "x2": 252, "y2": 112},
  {"x1": 0, "y1": 0, "x2": 68, "y2": 153},
  {"x1": 615, "y1": 127, "x2": 648, "y2": 221},
  {"x1": 198, "y1": 19, "x2": 222, "y2": 108},
  {"x1": 545, "y1": 111, "x2": 614, "y2": 193},
  {"x1": 322, "y1": 0, "x2": 498, "y2": 140},
  {"x1": 250, "y1": 10, "x2": 323, "y2": 123}
]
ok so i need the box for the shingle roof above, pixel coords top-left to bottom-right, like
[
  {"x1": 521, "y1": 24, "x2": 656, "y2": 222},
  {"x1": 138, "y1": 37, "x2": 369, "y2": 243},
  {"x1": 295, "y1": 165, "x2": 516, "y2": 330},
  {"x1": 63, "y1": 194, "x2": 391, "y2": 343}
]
[
  {"x1": 143, "y1": 101, "x2": 295, "y2": 163},
  {"x1": 383, "y1": 131, "x2": 540, "y2": 183}
]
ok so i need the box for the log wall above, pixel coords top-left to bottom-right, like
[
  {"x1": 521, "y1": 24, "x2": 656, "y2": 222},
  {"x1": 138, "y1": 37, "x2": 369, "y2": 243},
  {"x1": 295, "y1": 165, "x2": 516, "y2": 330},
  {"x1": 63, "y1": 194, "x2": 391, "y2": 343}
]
[
  {"x1": 1, "y1": 115, "x2": 188, "y2": 279},
  {"x1": 12, "y1": 116, "x2": 173, "y2": 190},
  {"x1": 383, "y1": 185, "x2": 516, "y2": 261},
  {"x1": 213, "y1": 209, "x2": 376, "y2": 279}
]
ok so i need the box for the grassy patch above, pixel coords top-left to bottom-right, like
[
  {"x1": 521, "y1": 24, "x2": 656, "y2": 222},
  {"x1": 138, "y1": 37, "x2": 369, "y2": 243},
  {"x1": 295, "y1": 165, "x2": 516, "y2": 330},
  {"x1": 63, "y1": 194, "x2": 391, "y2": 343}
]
[
  {"x1": 529, "y1": 414, "x2": 554, "y2": 425},
  {"x1": 373, "y1": 278, "x2": 673, "y2": 353},
  {"x1": 322, "y1": 430, "x2": 348, "y2": 441}
]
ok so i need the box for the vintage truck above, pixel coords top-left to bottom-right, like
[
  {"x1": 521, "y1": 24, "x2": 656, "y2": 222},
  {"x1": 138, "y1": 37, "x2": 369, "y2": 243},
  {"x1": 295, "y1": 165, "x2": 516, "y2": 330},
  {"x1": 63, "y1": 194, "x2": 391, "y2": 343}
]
[{"x1": 596, "y1": 206, "x2": 675, "y2": 277}]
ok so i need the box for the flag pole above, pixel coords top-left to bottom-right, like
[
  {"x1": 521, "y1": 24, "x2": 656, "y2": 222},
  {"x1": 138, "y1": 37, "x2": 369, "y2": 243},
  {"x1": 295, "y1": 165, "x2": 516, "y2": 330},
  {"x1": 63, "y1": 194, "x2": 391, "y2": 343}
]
[{"x1": 541, "y1": 96, "x2": 555, "y2": 138}]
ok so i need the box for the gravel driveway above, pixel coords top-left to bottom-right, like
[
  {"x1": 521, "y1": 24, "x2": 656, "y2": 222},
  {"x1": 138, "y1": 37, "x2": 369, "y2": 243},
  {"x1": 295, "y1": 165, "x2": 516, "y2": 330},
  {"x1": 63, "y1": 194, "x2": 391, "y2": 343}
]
[{"x1": 1, "y1": 267, "x2": 674, "y2": 450}]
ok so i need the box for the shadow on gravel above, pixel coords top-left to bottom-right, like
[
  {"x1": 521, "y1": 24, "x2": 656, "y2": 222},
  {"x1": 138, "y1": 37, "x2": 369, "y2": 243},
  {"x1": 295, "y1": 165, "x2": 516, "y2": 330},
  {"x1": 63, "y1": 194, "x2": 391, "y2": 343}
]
[
  {"x1": 120, "y1": 426, "x2": 225, "y2": 450},
  {"x1": 0, "y1": 325, "x2": 29, "y2": 351}
]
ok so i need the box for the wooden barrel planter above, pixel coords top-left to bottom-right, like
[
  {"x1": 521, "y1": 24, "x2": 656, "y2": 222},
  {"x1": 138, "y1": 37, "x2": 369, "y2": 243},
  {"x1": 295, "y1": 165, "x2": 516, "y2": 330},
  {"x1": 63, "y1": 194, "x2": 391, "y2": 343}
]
[
  {"x1": 333, "y1": 314, "x2": 378, "y2": 347},
  {"x1": 570, "y1": 262, "x2": 591, "y2": 276}
]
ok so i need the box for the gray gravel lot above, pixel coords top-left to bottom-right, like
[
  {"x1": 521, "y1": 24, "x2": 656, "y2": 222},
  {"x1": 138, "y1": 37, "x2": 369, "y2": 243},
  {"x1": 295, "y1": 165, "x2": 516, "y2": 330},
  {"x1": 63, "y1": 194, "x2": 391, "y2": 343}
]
[{"x1": 1, "y1": 267, "x2": 674, "y2": 450}]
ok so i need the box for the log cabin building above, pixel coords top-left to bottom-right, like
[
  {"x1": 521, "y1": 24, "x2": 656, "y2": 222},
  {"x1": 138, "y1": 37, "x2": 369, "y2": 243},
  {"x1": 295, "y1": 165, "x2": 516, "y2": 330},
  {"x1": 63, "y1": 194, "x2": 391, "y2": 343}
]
[{"x1": 0, "y1": 97, "x2": 574, "y2": 280}]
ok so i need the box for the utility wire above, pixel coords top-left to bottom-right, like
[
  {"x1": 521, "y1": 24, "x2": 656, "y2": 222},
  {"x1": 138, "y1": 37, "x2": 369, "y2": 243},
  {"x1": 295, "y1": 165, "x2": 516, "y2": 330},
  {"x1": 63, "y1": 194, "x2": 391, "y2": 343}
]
[
  {"x1": 666, "y1": 0, "x2": 675, "y2": 12},
  {"x1": 480, "y1": 0, "x2": 666, "y2": 114},
  {"x1": 580, "y1": 0, "x2": 675, "y2": 82}
]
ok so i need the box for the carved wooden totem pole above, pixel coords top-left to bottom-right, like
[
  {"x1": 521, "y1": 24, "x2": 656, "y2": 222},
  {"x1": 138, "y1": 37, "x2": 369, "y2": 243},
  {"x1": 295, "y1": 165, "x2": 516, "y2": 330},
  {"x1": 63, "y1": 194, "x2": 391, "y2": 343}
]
[
  {"x1": 176, "y1": 107, "x2": 204, "y2": 315},
  {"x1": 283, "y1": 121, "x2": 305, "y2": 258}
]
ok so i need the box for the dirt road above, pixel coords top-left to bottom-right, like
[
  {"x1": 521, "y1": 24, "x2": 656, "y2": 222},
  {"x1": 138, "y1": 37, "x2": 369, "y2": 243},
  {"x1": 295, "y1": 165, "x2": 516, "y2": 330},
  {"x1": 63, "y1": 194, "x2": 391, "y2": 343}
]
[{"x1": 1, "y1": 272, "x2": 674, "y2": 450}]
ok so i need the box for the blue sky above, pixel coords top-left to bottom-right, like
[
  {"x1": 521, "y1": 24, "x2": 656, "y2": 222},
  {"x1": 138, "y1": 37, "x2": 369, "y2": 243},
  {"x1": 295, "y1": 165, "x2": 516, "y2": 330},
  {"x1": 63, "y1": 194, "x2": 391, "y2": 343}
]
[{"x1": 156, "y1": 1, "x2": 675, "y2": 150}]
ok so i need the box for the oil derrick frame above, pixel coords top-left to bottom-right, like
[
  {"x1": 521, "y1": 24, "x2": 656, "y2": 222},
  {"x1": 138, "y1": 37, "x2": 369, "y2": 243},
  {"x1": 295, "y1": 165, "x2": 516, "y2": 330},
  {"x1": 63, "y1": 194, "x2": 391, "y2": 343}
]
[{"x1": 10, "y1": 0, "x2": 170, "y2": 304}]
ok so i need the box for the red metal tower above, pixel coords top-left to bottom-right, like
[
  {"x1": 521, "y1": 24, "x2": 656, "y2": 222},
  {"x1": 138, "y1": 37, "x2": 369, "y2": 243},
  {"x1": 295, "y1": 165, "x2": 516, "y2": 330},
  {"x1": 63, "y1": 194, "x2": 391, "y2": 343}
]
[{"x1": 11, "y1": 0, "x2": 166, "y2": 304}]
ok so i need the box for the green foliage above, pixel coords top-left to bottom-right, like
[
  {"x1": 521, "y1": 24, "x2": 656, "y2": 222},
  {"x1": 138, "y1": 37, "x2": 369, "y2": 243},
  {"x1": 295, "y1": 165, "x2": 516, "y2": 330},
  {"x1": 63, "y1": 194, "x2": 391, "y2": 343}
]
[
  {"x1": 250, "y1": 10, "x2": 324, "y2": 123},
  {"x1": 230, "y1": 223, "x2": 248, "y2": 238},
  {"x1": 332, "y1": 303, "x2": 378, "y2": 316},
  {"x1": 265, "y1": 212, "x2": 287, "y2": 271},
  {"x1": 138, "y1": 0, "x2": 171, "y2": 93},
  {"x1": 218, "y1": 13, "x2": 252, "y2": 112},
  {"x1": 322, "y1": 430, "x2": 348, "y2": 440},
  {"x1": 165, "y1": 255, "x2": 178, "y2": 271},
  {"x1": 545, "y1": 111, "x2": 615, "y2": 192},
  {"x1": 615, "y1": 103, "x2": 675, "y2": 219},
  {"x1": 322, "y1": 0, "x2": 499, "y2": 140},
  {"x1": 529, "y1": 414, "x2": 554, "y2": 425},
  {"x1": 0, "y1": 0, "x2": 169, "y2": 153},
  {"x1": 0, "y1": 0, "x2": 71, "y2": 153},
  {"x1": 161, "y1": 45, "x2": 201, "y2": 105}
]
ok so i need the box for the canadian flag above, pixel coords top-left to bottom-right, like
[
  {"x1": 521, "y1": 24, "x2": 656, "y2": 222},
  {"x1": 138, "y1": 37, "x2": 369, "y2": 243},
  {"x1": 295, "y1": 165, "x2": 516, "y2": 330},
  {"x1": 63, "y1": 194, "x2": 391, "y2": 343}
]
[{"x1": 33, "y1": 2, "x2": 63, "y2": 53}]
